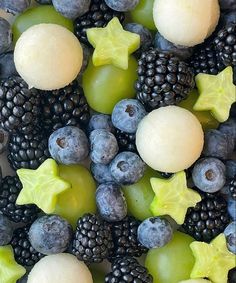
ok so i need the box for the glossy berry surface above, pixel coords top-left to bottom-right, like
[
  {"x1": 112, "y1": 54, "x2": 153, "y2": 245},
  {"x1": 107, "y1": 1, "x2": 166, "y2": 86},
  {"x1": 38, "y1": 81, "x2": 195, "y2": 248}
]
[
  {"x1": 0, "y1": 0, "x2": 31, "y2": 15},
  {"x1": 96, "y1": 183, "x2": 127, "y2": 222},
  {"x1": 0, "y1": 214, "x2": 13, "y2": 246},
  {"x1": 90, "y1": 162, "x2": 115, "y2": 184},
  {"x1": 0, "y1": 52, "x2": 18, "y2": 80},
  {"x1": 224, "y1": 221, "x2": 236, "y2": 254},
  {"x1": 88, "y1": 114, "x2": 114, "y2": 134},
  {"x1": 0, "y1": 18, "x2": 12, "y2": 54}
]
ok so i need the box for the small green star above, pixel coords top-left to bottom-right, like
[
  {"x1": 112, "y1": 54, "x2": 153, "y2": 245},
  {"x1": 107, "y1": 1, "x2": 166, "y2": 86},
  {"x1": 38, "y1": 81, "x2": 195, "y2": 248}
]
[
  {"x1": 190, "y1": 234, "x2": 236, "y2": 283},
  {"x1": 87, "y1": 17, "x2": 140, "y2": 70},
  {"x1": 150, "y1": 171, "x2": 201, "y2": 224},
  {"x1": 16, "y1": 159, "x2": 71, "y2": 214},
  {"x1": 193, "y1": 66, "x2": 236, "y2": 122},
  {"x1": 0, "y1": 246, "x2": 26, "y2": 283}
]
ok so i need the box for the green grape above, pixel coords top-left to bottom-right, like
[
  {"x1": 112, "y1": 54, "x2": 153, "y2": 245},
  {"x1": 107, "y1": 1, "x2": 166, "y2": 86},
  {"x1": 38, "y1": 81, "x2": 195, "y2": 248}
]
[
  {"x1": 122, "y1": 167, "x2": 159, "y2": 221},
  {"x1": 145, "y1": 231, "x2": 195, "y2": 283},
  {"x1": 82, "y1": 56, "x2": 138, "y2": 114},
  {"x1": 54, "y1": 164, "x2": 96, "y2": 229},
  {"x1": 12, "y1": 5, "x2": 74, "y2": 44},
  {"x1": 129, "y1": 0, "x2": 156, "y2": 30},
  {"x1": 179, "y1": 89, "x2": 219, "y2": 130}
]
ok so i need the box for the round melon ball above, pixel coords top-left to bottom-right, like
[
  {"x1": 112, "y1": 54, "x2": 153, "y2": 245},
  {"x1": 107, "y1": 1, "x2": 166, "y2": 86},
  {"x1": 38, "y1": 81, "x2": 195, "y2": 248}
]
[
  {"x1": 136, "y1": 106, "x2": 204, "y2": 173},
  {"x1": 153, "y1": 0, "x2": 220, "y2": 47},
  {"x1": 27, "y1": 253, "x2": 93, "y2": 283},
  {"x1": 14, "y1": 23, "x2": 83, "y2": 90}
]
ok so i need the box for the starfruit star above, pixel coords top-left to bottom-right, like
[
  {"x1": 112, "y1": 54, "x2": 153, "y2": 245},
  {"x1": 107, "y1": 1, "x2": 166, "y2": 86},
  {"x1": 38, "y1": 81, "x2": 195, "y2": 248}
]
[
  {"x1": 87, "y1": 17, "x2": 140, "y2": 70},
  {"x1": 190, "y1": 234, "x2": 236, "y2": 283},
  {"x1": 193, "y1": 66, "x2": 236, "y2": 122},
  {"x1": 150, "y1": 171, "x2": 201, "y2": 224},
  {"x1": 16, "y1": 159, "x2": 71, "y2": 214},
  {"x1": 0, "y1": 246, "x2": 26, "y2": 283}
]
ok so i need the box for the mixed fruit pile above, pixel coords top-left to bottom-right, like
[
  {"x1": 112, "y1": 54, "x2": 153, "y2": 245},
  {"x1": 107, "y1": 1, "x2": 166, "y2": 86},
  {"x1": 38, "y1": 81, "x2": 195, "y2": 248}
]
[{"x1": 0, "y1": 0, "x2": 236, "y2": 283}]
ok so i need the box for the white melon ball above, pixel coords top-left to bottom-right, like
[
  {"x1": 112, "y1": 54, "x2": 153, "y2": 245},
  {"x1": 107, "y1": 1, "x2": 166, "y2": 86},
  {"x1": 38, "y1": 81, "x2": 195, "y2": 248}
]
[
  {"x1": 14, "y1": 24, "x2": 83, "y2": 90},
  {"x1": 153, "y1": 0, "x2": 220, "y2": 47},
  {"x1": 27, "y1": 254, "x2": 93, "y2": 283},
  {"x1": 136, "y1": 106, "x2": 204, "y2": 173},
  {"x1": 179, "y1": 280, "x2": 212, "y2": 283}
]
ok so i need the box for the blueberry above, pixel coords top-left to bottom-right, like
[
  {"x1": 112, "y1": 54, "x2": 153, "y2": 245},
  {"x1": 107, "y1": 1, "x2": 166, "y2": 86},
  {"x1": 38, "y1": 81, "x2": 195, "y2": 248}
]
[
  {"x1": 90, "y1": 162, "x2": 115, "y2": 184},
  {"x1": 104, "y1": 0, "x2": 139, "y2": 12},
  {"x1": 0, "y1": 127, "x2": 9, "y2": 154},
  {"x1": 218, "y1": 119, "x2": 236, "y2": 147},
  {"x1": 153, "y1": 32, "x2": 194, "y2": 60},
  {"x1": 231, "y1": 103, "x2": 236, "y2": 118},
  {"x1": 224, "y1": 221, "x2": 236, "y2": 254},
  {"x1": 225, "y1": 160, "x2": 236, "y2": 180},
  {"x1": 35, "y1": 0, "x2": 52, "y2": 4},
  {"x1": 0, "y1": 18, "x2": 12, "y2": 55},
  {"x1": 221, "y1": 11, "x2": 236, "y2": 26},
  {"x1": 88, "y1": 114, "x2": 115, "y2": 134},
  {"x1": 29, "y1": 215, "x2": 72, "y2": 255},
  {"x1": 219, "y1": 0, "x2": 236, "y2": 11},
  {"x1": 90, "y1": 129, "x2": 118, "y2": 165},
  {"x1": 96, "y1": 183, "x2": 127, "y2": 222},
  {"x1": 137, "y1": 217, "x2": 173, "y2": 249},
  {"x1": 124, "y1": 23, "x2": 152, "y2": 51},
  {"x1": 228, "y1": 198, "x2": 236, "y2": 221},
  {"x1": 110, "y1": 151, "x2": 146, "y2": 185},
  {"x1": 203, "y1": 129, "x2": 234, "y2": 160},
  {"x1": 48, "y1": 126, "x2": 89, "y2": 165},
  {"x1": 52, "y1": 0, "x2": 91, "y2": 19},
  {"x1": 0, "y1": 52, "x2": 18, "y2": 80},
  {"x1": 0, "y1": 214, "x2": 13, "y2": 245},
  {"x1": 0, "y1": 0, "x2": 31, "y2": 14},
  {"x1": 79, "y1": 44, "x2": 92, "y2": 75},
  {"x1": 112, "y1": 99, "x2": 147, "y2": 134},
  {"x1": 192, "y1": 158, "x2": 226, "y2": 193}
]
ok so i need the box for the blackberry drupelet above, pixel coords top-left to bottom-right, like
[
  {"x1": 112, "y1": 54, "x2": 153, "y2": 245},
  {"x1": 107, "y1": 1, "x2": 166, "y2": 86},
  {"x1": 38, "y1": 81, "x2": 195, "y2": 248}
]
[
  {"x1": 135, "y1": 49, "x2": 195, "y2": 112},
  {"x1": 0, "y1": 76, "x2": 41, "y2": 134},
  {"x1": 11, "y1": 226, "x2": 44, "y2": 267},
  {"x1": 8, "y1": 127, "x2": 50, "y2": 170},
  {"x1": 74, "y1": 0, "x2": 125, "y2": 45},
  {"x1": 182, "y1": 191, "x2": 230, "y2": 242},
  {"x1": 189, "y1": 42, "x2": 224, "y2": 75},
  {"x1": 214, "y1": 24, "x2": 236, "y2": 67},
  {"x1": 109, "y1": 216, "x2": 147, "y2": 259},
  {"x1": 115, "y1": 129, "x2": 137, "y2": 153},
  {"x1": 41, "y1": 80, "x2": 90, "y2": 131},
  {"x1": 0, "y1": 176, "x2": 39, "y2": 223},
  {"x1": 229, "y1": 177, "x2": 236, "y2": 200},
  {"x1": 72, "y1": 214, "x2": 114, "y2": 263},
  {"x1": 105, "y1": 256, "x2": 153, "y2": 283}
]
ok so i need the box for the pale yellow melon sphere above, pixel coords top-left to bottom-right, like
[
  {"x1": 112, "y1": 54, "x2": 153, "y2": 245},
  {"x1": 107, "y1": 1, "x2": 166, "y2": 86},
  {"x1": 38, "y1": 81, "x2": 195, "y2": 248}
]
[
  {"x1": 14, "y1": 24, "x2": 83, "y2": 90},
  {"x1": 179, "y1": 280, "x2": 212, "y2": 283},
  {"x1": 136, "y1": 106, "x2": 204, "y2": 173},
  {"x1": 153, "y1": 0, "x2": 220, "y2": 47},
  {"x1": 27, "y1": 254, "x2": 93, "y2": 283}
]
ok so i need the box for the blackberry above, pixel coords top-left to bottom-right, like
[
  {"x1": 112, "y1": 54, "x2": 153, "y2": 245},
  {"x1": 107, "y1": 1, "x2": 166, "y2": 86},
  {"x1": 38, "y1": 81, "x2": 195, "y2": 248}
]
[
  {"x1": 41, "y1": 80, "x2": 90, "y2": 132},
  {"x1": 115, "y1": 129, "x2": 137, "y2": 153},
  {"x1": 11, "y1": 226, "x2": 44, "y2": 267},
  {"x1": 228, "y1": 268, "x2": 236, "y2": 283},
  {"x1": 0, "y1": 76, "x2": 41, "y2": 134},
  {"x1": 109, "y1": 216, "x2": 147, "y2": 259},
  {"x1": 74, "y1": 0, "x2": 125, "y2": 45},
  {"x1": 182, "y1": 191, "x2": 230, "y2": 242},
  {"x1": 135, "y1": 49, "x2": 195, "y2": 112},
  {"x1": 0, "y1": 176, "x2": 39, "y2": 224},
  {"x1": 72, "y1": 214, "x2": 114, "y2": 263},
  {"x1": 214, "y1": 24, "x2": 236, "y2": 67},
  {"x1": 189, "y1": 42, "x2": 224, "y2": 75},
  {"x1": 105, "y1": 256, "x2": 153, "y2": 283},
  {"x1": 8, "y1": 127, "x2": 50, "y2": 170},
  {"x1": 229, "y1": 177, "x2": 236, "y2": 200}
]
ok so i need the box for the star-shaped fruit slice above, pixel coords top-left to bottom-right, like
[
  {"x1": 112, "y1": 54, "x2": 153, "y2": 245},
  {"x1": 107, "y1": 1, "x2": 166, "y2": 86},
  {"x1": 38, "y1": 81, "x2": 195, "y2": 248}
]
[
  {"x1": 87, "y1": 17, "x2": 140, "y2": 70},
  {"x1": 193, "y1": 66, "x2": 236, "y2": 122},
  {"x1": 0, "y1": 246, "x2": 26, "y2": 283},
  {"x1": 150, "y1": 171, "x2": 201, "y2": 224},
  {"x1": 16, "y1": 158, "x2": 71, "y2": 214},
  {"x1": 190, "y1": 233, "x2": 236, "y2": 283}
]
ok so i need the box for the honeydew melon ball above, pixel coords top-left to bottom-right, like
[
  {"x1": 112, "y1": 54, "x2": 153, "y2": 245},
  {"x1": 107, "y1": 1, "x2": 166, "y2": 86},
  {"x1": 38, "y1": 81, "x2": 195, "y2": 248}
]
[
  {"x1": 153, "y1": 0, "x2": 220, "y2": 47},
  {"x1": 27, "y1": 254, "x2": 93, "y2": 283},
  {"x1": 136, "y1": 106, "x2": 204, "y2": 173},
  {"x1": 14, "y1": 23, "x2": 83, "y2": 90}
]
